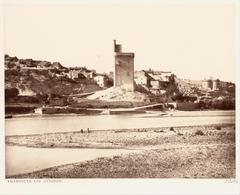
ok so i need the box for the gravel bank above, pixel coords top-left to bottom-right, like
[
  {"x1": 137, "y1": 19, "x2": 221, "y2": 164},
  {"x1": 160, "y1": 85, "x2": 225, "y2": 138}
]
[
  {"x1": 6, "y1": 124, "x2": 235, "y2": 178},
  {"x1": 6, "y1": 124, "x2": 234, "y2": 149},
  {"x1": 8, "y1": 144, "x2": 235, "y2": 178}
]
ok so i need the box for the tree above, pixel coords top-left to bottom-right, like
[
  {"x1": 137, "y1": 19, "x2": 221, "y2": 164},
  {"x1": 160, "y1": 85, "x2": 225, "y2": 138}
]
[{"x1": 5, "y1": 88, "x2": 19, "y2": 100}]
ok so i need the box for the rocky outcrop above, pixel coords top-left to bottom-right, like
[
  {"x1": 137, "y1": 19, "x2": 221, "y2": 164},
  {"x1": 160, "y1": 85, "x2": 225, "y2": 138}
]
[{"x1": 88, "y1": 87, "x2": 151, "y2": 102}]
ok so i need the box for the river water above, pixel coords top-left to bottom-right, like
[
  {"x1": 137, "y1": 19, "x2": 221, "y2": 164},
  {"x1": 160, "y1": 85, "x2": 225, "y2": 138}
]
[
  {"x1": 5, "y1": 110, "x2": 235, "y2": 177},
  {"x1": 6, "y1": 146, "x2": 138, "y2": 176},
  {"x1": 5, "y1": 110, "x2": 235, "y2": 136}
]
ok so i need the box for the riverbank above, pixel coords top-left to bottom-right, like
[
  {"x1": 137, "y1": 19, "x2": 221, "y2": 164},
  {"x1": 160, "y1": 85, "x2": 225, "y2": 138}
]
[
  {"x1": 6, "y1": 123, "x2": 235, "y2": 178},
  {"x1": 8, "y1": 144, "x2": 234, "y2": 178},
  {"x1": 5, "y1": 99, "x2": 152, "y2": 115},
  {"x1": 6, "y1": 109, "x2": 235, "y2": 118},
  {"x1": 6, "y1": 124, "x2": 234, "y2": 149},
  {"x1": 6, "y1": 99, "x2": 236, "y2": 116}
]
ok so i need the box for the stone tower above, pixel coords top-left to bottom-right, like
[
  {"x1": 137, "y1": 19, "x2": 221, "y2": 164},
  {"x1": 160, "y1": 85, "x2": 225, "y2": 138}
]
[{"x1": 114, "y1": 40, "x2": 135, "y2": 91}]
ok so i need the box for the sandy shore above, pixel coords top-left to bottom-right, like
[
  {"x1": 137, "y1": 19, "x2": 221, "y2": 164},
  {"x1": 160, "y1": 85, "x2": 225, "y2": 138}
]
[{"x1": 6, "y1": 123, "x2": 235, "y2": 178}]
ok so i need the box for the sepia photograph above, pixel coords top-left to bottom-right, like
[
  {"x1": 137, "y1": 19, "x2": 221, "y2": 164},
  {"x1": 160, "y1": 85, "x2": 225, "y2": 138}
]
[{"x1": 1, "y1": 0, "x2": 239, "y2": 194}]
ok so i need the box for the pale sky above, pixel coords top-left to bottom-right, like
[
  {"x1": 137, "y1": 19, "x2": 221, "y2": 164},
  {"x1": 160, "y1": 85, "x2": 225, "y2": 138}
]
[{"x1": 3, "y1": 3, "x2": 236, "y2": 82}]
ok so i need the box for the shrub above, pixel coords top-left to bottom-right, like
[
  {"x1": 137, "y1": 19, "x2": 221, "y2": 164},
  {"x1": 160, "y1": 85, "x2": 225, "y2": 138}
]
[
  {"x1": 195, "y1": 130, "x2": 204, "y2": 136},
  {"x1": 215, "y1": 126, "x2": 221, "y2": 130},
  {"x1": 5, "y1": 88, "x2": 19, "y2": 100},
  {"x1": 16, "y1": 96, "x2": 40, "y2": 104},
  {"x1": 170, "y1": 127, "x2": 174, "y2": 131},
  {"x1": 154, "y1": 129, "x2": 164, "y2": 133},
  {"x1": 177, "y1": 132, "x2": 184, "y2": 136}
]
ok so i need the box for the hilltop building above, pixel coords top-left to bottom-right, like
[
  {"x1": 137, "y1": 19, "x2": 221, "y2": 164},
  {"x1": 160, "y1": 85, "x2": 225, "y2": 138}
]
[
  {"x1": 134, "y1": 70, "x2": 151, "y2": 87},
  {"x1": 114, "y1": 40, "x2": 135, "y2": 91},
  {"x1": 93, "y1": 74, "x2": 108, "y2": 88},
  {"x1": 134, "y1": 69, "x2": 174, "y2": 94},
  {"x1": 202, "y1": 78, "x2": 220, "y2": 91},
  {"x1": 68, "y1": 67, "x2": 96, "y2": 80},
  {"x1": 212, "y1": 79, "x2": 220, "y2": 91}
]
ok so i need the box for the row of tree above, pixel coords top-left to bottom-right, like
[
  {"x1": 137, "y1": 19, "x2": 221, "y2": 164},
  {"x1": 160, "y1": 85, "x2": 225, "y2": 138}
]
[{"x1": 199, "y1": 98, "x2": 235, "y2": 110}]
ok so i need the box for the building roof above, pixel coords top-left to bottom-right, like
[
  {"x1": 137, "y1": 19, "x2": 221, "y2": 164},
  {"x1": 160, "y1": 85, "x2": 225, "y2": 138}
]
[
  {"x1": 38, "y1": 61, "x2": 51, "y2": 67},
  {"x1": 94, "y1": 74, "x2": 107, "y2": 78},
  {"x1": 69, "y1": 66, "x2": 86, "y2": 70}
]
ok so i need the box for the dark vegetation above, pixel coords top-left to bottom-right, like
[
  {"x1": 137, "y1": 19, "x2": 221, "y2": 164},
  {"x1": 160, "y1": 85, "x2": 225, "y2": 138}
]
[
  {"x1": 199, "y1": 98, "x2": 235, "y2": 110},
  {"x1": 68, "y1": 99, "x2": 151, "y2": 109},
  {"x1": 195, "y1": 130, "x2": 204, "y2": 136},
  {"x1": 42, "y1": 107, "x2": 102, "y2": 115},
  {"x1": 5, "y1": 106, "x2": 36, "y2": 115},
  {"x1": 5, "y1": 88, "x2": 19, "y2": 100}
]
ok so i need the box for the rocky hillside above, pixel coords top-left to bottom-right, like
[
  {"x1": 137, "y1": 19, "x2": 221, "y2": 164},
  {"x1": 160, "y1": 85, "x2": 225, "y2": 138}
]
[
  {"x1": 5, "y1": 55, "x2": 101, "y2": 96},
  {"x1": 5, "y1": 55, "x2": 235, "y2": 110}
]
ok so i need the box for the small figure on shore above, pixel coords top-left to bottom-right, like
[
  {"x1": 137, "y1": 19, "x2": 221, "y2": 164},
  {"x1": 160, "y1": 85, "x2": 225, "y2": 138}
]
[
  {"x1": 87, "y1": 128, "x2": 90, "y2": 133},
  {"x1": 81, "y1": 129, "x2": 83, "y2": 133},
  {"x1": 69, "y1": 136, "x2": 72, "y2": 143}
]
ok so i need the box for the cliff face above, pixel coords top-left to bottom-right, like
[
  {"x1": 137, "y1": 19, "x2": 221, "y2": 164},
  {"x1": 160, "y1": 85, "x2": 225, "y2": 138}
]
[{"x1": 5, "y1": 55, "x2": 101, "y2": 96}]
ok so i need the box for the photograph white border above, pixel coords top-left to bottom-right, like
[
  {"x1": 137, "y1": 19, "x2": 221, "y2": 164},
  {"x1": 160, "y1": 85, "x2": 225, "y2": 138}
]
[{"x1": 0, "y1": 0, "x2": 239, "y2": 194}]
